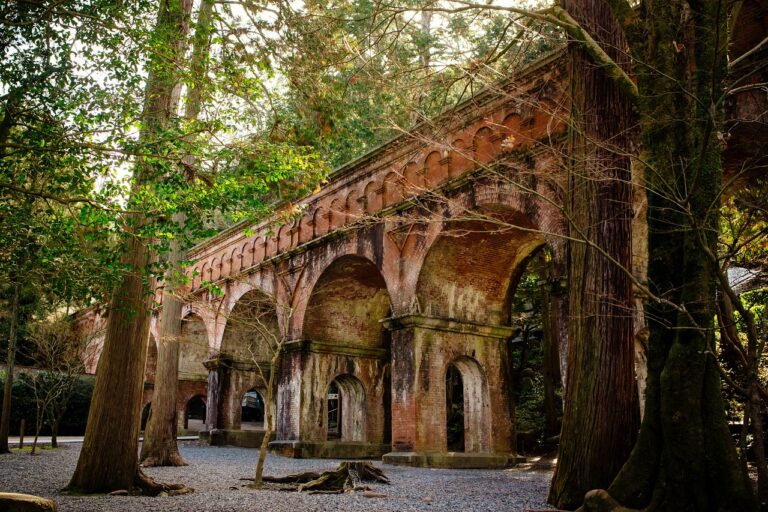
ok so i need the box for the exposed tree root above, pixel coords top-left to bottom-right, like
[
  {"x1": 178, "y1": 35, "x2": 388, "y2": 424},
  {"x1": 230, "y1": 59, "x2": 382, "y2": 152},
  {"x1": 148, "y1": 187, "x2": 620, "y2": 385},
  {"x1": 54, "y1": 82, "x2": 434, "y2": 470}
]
[
  {"x1": 257, "y1": 462, "x2": 389, "y2": 494},
  {"x1": 131, "y1": 469, "x2": 194, "y2": 496},
  {"x1": 577, "y1": 489, "x2": 643, "y2": 512},
  {"x1": 140, "y1": 453, "x2": 188, "y2": 468},
  {"x1": 259, "y1": 472, "x2": 322, "y2": 484}
]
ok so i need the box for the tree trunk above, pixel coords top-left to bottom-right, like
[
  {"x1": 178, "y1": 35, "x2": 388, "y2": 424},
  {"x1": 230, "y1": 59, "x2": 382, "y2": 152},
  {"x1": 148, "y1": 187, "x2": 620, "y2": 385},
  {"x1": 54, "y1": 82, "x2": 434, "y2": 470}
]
[
  {"x1": 140, "y1": 0, "x2": 211, "y2": 467},
  {"x1": 582, "y1": 1, "x2": 758, "y2": 510},
  {"x1": 67, "y1": 0, "x2": 193, "y2": 493},
  {"x1": 51, "y1": 418, "x2": 59, "y2": 449},
  {"x1": 0, "y1": 281, "x2": 20, "y2": 454},
  {"x1": 549, "y1": 0, "x2": 638, "y2": 508},
  {"x1": 253, "y1": 356, "x2": 277, "y2": 487},
  {"x1": 139, "y1": 244, "x2": 187, "y2": 466}
]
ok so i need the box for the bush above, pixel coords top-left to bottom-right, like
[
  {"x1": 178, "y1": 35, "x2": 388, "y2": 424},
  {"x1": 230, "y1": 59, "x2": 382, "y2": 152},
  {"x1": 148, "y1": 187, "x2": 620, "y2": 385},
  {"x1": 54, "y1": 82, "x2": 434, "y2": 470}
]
[{"x1": 0, "y1": 372, "x2": 94, "y2": 436}]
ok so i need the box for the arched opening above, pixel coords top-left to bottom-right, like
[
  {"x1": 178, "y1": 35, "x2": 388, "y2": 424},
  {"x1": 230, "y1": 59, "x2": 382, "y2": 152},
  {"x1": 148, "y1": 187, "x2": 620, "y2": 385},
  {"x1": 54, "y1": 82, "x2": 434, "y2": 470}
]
[
  {"x1": 303, "y1": 255, "x2": 391, "y2": 349},
  {"x1": 446, "y1": 364, "x2": 464, "y2": 451},
  {"x1": 140, "y1": 402, "x2": 151, "y2": 431},
  {"x1": 326, "y1": 375, "x2": 367, "y2": 442},
  {"x1": 220, "y1": 289, "x2": 279, "y2": 431},
  {"x1": 416, "y1": 210, "x2": 543, "y2": 326},
  {"x1": 221, "y1": 289, "x2": 278, "y2": 364},
  {"x1": 446, "y1": 357, "x2": 491, "y2": 453},
  {"x1": 383, "y1": 366, "x2": 392, "y2": 444},
  {"x1": 327, "y1": 381, "x2": 341, "y2": 440},
  {"x1": 508, "y1": 246, "x2": 563, "y2": 452},
  {"x1": 241, "y1": 388, "x2": 265, "y2": 430},
  {"x1": 184, "y1": 395, "x2": 206, "y2": 431}
]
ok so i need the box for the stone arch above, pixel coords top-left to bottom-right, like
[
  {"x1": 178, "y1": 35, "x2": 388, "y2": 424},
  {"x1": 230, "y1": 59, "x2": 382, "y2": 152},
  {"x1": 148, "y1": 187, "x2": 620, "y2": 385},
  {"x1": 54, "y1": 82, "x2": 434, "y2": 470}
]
[
  {"x1": 449, "y1": 137, "x2": 471, "y2": 177},
  {"x1": 303, "y1": 255, "x2": 392, "y2": 349},
  {"x1": 266, "y1": 231, "x2": 278, "y2": 258},
  {"x1": 416, "y1": 206, "x2": 544, "y2": 326},
  {"x1": 383, "y1": 171, "x2": 402, "y2": 207},
  {"x1": 210, "y1": 256, "x2": 221, "y2": 281},
  {"x1": 345, "y1": 190, "x2": 362, "y2": 223},
  {"x1": 299, "y1": 213, "x2": 314, "y2": 244},
  {"x1": 277, "y1": 223, "x2": 291, "y2": 253},
  {"x1": 474, "y1": 126, "x2": 495, "y2": 164},
  {"x1": 179, "y1": 313, "x2": 210, "y2": 379},
  {"x1": 220, "y1": 288, "x2": 278, "y2": 363},
  {"x1": 236, "y1": 242, "x2": 249, "y2": 272},
  {"x1": 240, "y1": 387, "x2": 266, "y2": 429},
  {"x1": 325, "y1": 374, "x2": 367, "y2": 442},
  {"x1": 446, "y1": 356, "x2": 491, "y2": 453},
  {"x1": 502, "y1": 112, "x2": 524, "y2": 151},
  {"x1": 253, "y1": 236, "x2": 266, "y2": 265},
  {"x1": 424, "y1": 150, "x2": 445, "y2": 186},
  {"x1": 329, "y1": 197, "x2": 346, "y2": 229},
  {"x1": 402, "y1": 161, "x2": 423, "y2": 195},
  {"x1": 363, "y1": 180, "x2": 381, "y2": 213},
  {"x1": 183, "y1": 395, "x2": 206, "y2": 431},
  {"x1": 191, "y1": 265, "x2": 202, "y2": 290},
  {"x1": 313, "y1": 206, "x2": 329, "y2": 237},
  {"x1": 223, "y1": 248, "x2": 235, "y2": 277},
  {"x1": 201, "y1": 262, "x2": 211, "y2": 285}
]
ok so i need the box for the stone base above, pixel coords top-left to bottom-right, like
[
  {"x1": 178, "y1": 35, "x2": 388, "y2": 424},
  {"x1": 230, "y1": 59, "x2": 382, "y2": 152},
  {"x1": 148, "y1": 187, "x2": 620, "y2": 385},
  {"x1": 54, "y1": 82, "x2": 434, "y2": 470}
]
[
  {"x1": 268, "y1": 440, "x2": 391, "y2": 459},
  {"x1": 199, "y1": 429, "x2": 275, "y2": 448},
  {"x1": 382, "y1": 451, "x2": 524, "y2": 469}
]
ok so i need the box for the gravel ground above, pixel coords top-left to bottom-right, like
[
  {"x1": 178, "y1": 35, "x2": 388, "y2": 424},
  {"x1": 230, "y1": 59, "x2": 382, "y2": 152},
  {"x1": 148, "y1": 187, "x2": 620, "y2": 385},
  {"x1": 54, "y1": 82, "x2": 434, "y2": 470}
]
[{"x1": 0, "y1": 442, "x2": 554, "y2": 512}]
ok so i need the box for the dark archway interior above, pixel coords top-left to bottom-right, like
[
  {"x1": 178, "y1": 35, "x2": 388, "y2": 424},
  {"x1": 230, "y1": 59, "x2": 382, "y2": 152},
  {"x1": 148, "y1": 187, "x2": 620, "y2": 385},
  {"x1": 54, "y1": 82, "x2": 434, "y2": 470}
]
[
  {"x1": 185, "y1": 395, "x2": 206, "y2": 431},
  {"x1": 241, "y1": 388, "x2": 265, "y2": 430},
  {"x1": 446, "y1": 364, "x2": 465, "y2": 452},
  {"x1": 140, "y1": 402, "x2": 151, "y2": 431},
  {"x1": 326, "y1": 374, "x2": 367, "y2": 442},
  {"x1": 327, "y1": 381, "x2": 341, "y2": 440}
]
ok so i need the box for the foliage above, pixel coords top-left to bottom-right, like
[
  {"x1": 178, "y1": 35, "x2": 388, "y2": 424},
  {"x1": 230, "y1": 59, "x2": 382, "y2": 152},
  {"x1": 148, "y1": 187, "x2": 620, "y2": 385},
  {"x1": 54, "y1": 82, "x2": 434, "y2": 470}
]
[
  {"x1": 251, "y1": 0, "x2": 558, "y2": 167},
  {"x1": 0, "y1": 373, "x2": 95, "y2": 436},
  {"x1": 23, "y1": 319, "x2": 89, "y2": 450}
]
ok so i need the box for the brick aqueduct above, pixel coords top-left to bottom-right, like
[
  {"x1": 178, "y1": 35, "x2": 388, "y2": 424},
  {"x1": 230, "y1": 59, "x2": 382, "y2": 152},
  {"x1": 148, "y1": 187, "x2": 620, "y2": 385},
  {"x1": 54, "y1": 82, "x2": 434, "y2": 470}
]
[
  {"x1": 174, "y1": 50, "x2": 569, "y2": 468},
  {"x1": 75, "y1": 20, "x2": 766, "y2": 468}
]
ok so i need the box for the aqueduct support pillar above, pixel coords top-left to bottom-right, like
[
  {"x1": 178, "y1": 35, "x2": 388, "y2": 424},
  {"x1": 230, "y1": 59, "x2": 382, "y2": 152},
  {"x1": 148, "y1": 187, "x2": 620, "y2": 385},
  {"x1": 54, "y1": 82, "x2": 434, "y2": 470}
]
[
  {"x1": 269, "y1": 339, "x2": 390, "y2": 459},
  {"x1": 382, "y1": 314, "x2": 519, "y2": 468}
]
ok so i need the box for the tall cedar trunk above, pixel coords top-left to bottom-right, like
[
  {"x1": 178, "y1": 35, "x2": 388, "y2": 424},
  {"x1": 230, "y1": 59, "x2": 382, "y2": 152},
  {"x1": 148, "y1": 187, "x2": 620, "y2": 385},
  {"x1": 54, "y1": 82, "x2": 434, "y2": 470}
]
[
  {"x1": 139, "y1": 223, "x2": 187, "y2": 467},
  {"x1": 67, "y1": 0, "x2": 192, "y2": 492},
  {"x1": 0, "y1": 281, "x2": 20, "y2": 453},
  {"x1": 548, "y1": 0, "x2": 638, "y2": 508},
  {"x1": 583, "y1": 1, "x2": 758, "y2": 510},
  {"x1": 140, "y1": 0, "x2": 211, "y2": 467}
]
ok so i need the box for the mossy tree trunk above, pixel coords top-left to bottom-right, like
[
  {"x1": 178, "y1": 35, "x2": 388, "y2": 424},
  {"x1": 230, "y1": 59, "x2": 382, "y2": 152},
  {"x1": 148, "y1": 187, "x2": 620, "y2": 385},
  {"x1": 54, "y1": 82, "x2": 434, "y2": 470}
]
[
  {"x1": 67, "y1": 0, "x2": 193, "y2": 493},
  {"x1": 581, "y1": 1, "x2": 758, "y2": 510},
  {"x1": 549, "y1": 0, "x2": 638, "y2": 508}
]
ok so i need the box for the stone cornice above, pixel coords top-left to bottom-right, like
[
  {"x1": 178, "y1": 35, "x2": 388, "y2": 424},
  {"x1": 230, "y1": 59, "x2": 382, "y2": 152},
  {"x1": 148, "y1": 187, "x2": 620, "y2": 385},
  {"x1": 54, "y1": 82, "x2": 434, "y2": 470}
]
[
  {"x1": 284, "y1": 339, "x2": 388, "y2": 359},
  {"x1": 381, "y1": 314, "x2": 514, "y2": 339}
]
